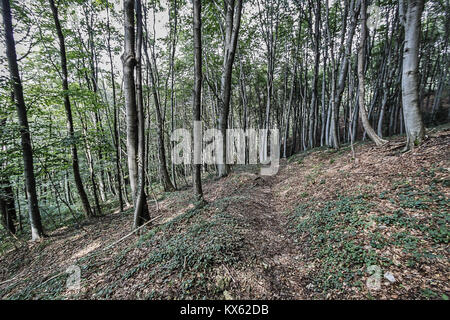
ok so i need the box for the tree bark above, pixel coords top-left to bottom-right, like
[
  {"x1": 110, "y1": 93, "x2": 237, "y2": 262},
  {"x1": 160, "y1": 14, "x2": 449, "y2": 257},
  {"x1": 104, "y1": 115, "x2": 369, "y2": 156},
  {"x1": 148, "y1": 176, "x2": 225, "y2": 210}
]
[
  {"x1": 308, "y1": 1, "x2": 321, "y2": 149},
  {"x1": 133, "y1": 0, "x2": 151, "y2": 228},
  {"x1": 193, "y1": 0, "x2": 204, "y2": 202},
  {"x1": 2, "y1": 0, "x2": 44, "y2": 240},
  {"x1": 170, "y1": 0, "x2": 179, "y2": 190},
  {"x1": 332, "y1": 0, "x2": 361, "y2": 149},
  {"x1": 217, "y1": 0, "x2": 243, "y2": 177},
  {"x1": 123, "y1": 0, "x2": 139, "y2": 201},
  {"x1": 106, "y1": 0, "x2": 124, "y2": 212},
  {"x1": 358, "y1": 0, "x2": 388, "y2": 146},
  {"x1": 49, "y1": 0, "x2": 93, "y2": 218},
  {"x1": 401, "y1": 0, "x2": 425, "y2": 149}
]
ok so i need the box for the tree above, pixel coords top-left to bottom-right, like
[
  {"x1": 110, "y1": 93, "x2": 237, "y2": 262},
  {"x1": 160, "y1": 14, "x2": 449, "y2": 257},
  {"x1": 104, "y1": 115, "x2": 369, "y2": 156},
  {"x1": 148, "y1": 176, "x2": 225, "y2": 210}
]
[
  {"x1": 142, "y1": 4, "x2": 176, "y2": 193},
  {"x1": 308, "y1": 1, "x2": 321, "y2": 149},
  {"x1": 400, "y1": 0, "x2": 426, "y2": 149},
  {"x1": 122, "y1": 0, "x2": 139, "y2": 201},
  {"x1": 358, "y1": 0, "x2": 388, "y2": 146},
  {"x1": 193, "y1": 0, "x2": 204, "y2": 202},
  {"x1": 48, "y1": 0, "x2": 93, "y2": 218},
  {"x1": 217, "y1": 0, "x2": 243, "y2": 177},
  {"x1": 106, "y1": 0, "x2": 124, "y2": 212},
  {"x1": 133, "y1": 0, "x2": 151, "y2": 228},
  {"x1": 330, "y1": 0, "x2": 361, "y2": 150},
  {"x1": 0, "y1": 116, "x2": 17, "y2": 235},
  {"x1": 1, "y1": 0, "x2": 44, "y2": 240}
]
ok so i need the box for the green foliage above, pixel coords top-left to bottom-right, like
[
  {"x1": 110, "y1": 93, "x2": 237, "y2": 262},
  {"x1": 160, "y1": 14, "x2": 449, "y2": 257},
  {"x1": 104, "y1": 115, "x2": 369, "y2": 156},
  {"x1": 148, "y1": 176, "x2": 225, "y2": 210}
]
[
  {"x1": 96, "y1": 196, "x2": 247, "y2": 299},
  {"x1": 289, "y1": 196, "x2": 379, "y2": 292}
]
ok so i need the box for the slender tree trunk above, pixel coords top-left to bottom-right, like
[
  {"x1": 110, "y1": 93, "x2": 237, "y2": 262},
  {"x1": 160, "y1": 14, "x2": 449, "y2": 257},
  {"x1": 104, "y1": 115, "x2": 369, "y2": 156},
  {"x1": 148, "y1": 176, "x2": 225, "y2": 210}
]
[
  {"x1": 133, "y1": 0, "x2": 151, "y2": 228},
  {"x1": 49, "y1": 0, "x2": 93, "y2": 218},
  {"x1": 217, "y1": 0, "x2": 243, "y2": 177},
  {"x1": 0, "y1": 178, "x2": 17, "y2": 235},
  {"x1": 332, "y1": 0, "x2": 361, "y2": 149},
  {"x1": 106, "y1": 0, "x2": 124, "y2": 212},
  {"x1": 193, "y1": 0, "x2": 204, "y2": 202},
  {"x1": 308, "y1": 1, "x2": 321, "y2": 149},
  {"x1": 2, "y1": 0, "x2": 44, "y2": 240},
  {"x1": 358, "y1": 0, "x2": 388, "y2": 146},
  {"x1": 170, "y1": 0, "x2": 178, "y2": 190},
  {"x1": 144, "y1": 54, "x2": 175, "y2": 192}
]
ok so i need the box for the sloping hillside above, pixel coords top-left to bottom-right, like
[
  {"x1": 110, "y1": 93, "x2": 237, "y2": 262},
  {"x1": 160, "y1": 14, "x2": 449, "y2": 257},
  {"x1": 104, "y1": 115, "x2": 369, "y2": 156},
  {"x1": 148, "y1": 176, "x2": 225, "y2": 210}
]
[{"x1": 0, "y1": 127, "x2": 448, "y2": 300}]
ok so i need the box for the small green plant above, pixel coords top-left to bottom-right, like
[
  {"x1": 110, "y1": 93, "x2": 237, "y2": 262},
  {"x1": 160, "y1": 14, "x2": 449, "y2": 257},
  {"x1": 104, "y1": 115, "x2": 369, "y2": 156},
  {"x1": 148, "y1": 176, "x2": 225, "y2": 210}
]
[{"x1": 288, "y1": 196, "x2": 379, "y2": 293}]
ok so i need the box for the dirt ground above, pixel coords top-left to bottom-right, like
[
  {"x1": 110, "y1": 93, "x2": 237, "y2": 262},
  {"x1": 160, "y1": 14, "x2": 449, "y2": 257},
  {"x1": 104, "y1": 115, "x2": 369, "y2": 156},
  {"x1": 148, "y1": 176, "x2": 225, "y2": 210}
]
[{"x1": 0, "y1": 127, "x2": 448, "y2": 300}]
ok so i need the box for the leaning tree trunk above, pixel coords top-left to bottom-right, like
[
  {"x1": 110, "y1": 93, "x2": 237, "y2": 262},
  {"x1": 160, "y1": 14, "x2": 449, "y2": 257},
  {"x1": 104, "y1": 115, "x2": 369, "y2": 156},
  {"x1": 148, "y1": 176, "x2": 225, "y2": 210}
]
[
  {"x1": 358, "y1": 0, "x2": 388, "y2": 146},
  {"x1": 401, "y1": 0, "x2": 425, "y2": 149},
  {"x1": 49, "y1": 0, "x2": 93, "y2": 218},
  {"x1": 2, "y1": 0, "x2": 44, "y2": 240}
]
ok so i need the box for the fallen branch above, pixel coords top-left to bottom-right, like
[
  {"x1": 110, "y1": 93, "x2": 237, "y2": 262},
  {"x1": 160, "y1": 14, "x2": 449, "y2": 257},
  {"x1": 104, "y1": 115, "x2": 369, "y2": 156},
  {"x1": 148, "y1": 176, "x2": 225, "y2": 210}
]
[{"x1": 102, "y1": 214, "x2": 163, "y2": 252}]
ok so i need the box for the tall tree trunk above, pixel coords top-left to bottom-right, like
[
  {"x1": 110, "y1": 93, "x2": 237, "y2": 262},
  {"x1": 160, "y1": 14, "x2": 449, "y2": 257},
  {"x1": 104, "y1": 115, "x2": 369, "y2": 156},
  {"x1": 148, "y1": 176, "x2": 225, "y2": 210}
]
[
  {"x1": 358, "y1": 0, "x2": 388, "y2": 146},
  {"x1": 133, "y1": 0, "x2": 151, "y2": 228},
  {"x1": 332, "y1": 0, "x2": 361, "y2": 149},
  {"x1": 193, "y1": 0, "x2": 204, "y2": 202},
  {"x1": 2, "y1": 0, "x2": 44, "y2": 240},
  {"x1": 123, "y1": 0, "x2": 139, "y2": 201},
  {"x1": 144, "y1": 50, "x2": 175, "y2": 192},
  {"x1": 400, "y1": 0, "x2": 425, "y2": 149},
  {"x1": 170, "y1": 0, "x2": 178, "y2": 190},
  {"x1": 106, "y1": 0, "x2": 124, "y2": 212},
  {"x1": 0, "y1": 176, "x2": 17, "y2": 235},
  {"x1": 49, "y1": 0, "x2": 93, "y2": 218},
  {"x1": 217, "y1": 0, "x2": 243, "y2": 177},
  {"x1": 308, "y1": 1, "x2": 321, "y2": 149},
  {"x1": 0, "y1": 117, "x2": 17, "y2": 235}
]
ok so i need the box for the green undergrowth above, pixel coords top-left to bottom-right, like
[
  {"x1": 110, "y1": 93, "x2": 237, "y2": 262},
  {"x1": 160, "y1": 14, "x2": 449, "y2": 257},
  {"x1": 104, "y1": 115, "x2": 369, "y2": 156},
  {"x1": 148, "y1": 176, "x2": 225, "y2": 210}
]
[
  {"x1": 289, "y1": 195, "x2": 379, "y2": 294},
  {"x1": 288, "y1": 173, "x2": 449, "y2": 298},
  {"x1": 96, "y1": 195, "x2": 248, "y2": 299},
  {"x1": 1, "y1": 269, "x2": 68, "y2": 300}
]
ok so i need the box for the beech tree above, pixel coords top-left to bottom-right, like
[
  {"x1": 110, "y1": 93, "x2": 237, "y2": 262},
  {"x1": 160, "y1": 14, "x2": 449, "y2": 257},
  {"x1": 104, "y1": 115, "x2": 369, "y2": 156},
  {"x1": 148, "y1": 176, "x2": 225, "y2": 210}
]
[
  {"x1": 1, "y1": 0, "x2": 44, "y2": 240},
  {"x1": 193, "y1": 0, "x2": 204, "y2": 201},
  {"x1": 358, "y1": 0, "x2": 388, "y2": 146},
  {"x1": 48, "y1": 0, "x2": 93, "y2": 217},
  {"x1": 217, "y1": 0, "x2": 243, "y2": 177},
  {"x1": 400, "y1": 0, "x2": 426, "y2": 149}
]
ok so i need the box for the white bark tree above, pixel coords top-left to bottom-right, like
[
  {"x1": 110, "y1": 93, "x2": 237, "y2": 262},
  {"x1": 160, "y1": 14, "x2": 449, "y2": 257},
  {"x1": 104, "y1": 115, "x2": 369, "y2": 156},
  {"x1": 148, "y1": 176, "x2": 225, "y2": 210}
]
[{"x1": 400, "y1": 0, "x2": 426, "y2": 149}]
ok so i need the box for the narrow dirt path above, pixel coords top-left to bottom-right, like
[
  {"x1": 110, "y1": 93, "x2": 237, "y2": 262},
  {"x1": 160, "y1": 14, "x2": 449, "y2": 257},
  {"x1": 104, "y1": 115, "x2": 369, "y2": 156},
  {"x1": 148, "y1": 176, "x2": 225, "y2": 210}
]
[{"x1": 228, "y1": 163, "x2": 309, "y2": 299}]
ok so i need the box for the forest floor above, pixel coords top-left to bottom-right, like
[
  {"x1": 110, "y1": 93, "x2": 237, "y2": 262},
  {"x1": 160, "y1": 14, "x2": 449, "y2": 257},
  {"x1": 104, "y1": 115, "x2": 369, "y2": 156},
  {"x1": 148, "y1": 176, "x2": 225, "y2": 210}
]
[{"x1": 0, "y1": 125, "x2": 449, "y2": 300}]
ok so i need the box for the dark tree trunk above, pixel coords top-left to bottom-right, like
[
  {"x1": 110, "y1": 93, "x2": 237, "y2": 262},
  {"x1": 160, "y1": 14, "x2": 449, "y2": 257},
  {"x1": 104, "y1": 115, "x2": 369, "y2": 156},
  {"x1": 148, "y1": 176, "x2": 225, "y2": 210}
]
[
  {"x1": 358, "y1": 0, "x2": 388, "y2": 146},
  {"x1": 193, "y1": 0, "x2": 204, "y2": 202},
  {"x1": 2, "y1": 0, "x2": 44, "y2": 240},
  {"x1": 133, "y1": 0, "x2": 151, "y2": 228},
  {"x1": 49, "y1": 0, "x2": 93, "y2": 218},
  {"x1": 217, "y1": 0, "x2": 243, "y2": 177}
]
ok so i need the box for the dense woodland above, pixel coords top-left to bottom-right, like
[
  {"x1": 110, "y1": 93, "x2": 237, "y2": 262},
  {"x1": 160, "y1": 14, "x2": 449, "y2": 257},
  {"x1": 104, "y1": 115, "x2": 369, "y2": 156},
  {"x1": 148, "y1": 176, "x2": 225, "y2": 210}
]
[{"x1": 0, "y1": 0, "x2": 448, "y2": 255}]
